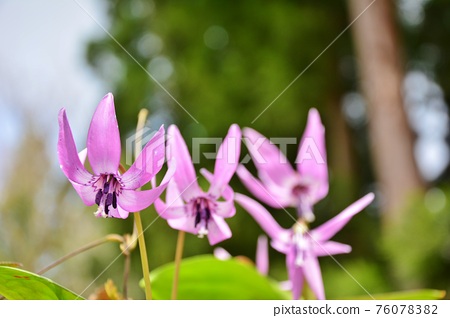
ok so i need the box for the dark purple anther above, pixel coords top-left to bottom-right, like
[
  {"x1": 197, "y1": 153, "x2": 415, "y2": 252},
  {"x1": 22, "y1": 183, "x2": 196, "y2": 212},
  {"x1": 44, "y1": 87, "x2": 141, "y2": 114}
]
[
  {"x1": 204, "y1": 207, "x2": 211, "y2": 228},
  {"x1": 106, "y1": 193, "x2": 113, "y2": 206},
  {"x1": 103, "y1": 181, "x2": 110, "y2": 193},
  {"x1": 112, "y1": 192, "x2": 117, "y2": 209},
  {"x1": 95, "y1": 190, "x2": 103, "y2": 205},
  {"x1": 194, "y1": 210, "x2": 201, "y2": 227}
]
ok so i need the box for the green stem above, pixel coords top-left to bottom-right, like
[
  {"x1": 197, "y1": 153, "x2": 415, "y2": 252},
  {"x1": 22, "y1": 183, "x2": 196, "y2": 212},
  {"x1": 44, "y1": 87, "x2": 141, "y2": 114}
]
[
  {"x1": 135, "y1": 212, "x2": 152, "y2": 300},
  {"x1": 132, "y1": 108, "x2": 153, "y2": 300},
  {"x1": 37, "y1": 234, "x2": 123, "y2": 275},
  {"x1": 122, "y1": 252, "x2": 131, "y2": 300},
  {"x1": 171, "y1": 230, "x2": 185, "y2": 300}
]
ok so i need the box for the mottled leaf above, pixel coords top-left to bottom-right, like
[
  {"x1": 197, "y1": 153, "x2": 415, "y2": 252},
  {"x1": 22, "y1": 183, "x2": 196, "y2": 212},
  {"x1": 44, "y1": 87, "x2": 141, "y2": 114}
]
[
  {"x1": 141, "y1": 255, "x2": 288, "y2": 300},
  {"x1": 0, "y1": 265, "x2": 83, "y2": 300}
]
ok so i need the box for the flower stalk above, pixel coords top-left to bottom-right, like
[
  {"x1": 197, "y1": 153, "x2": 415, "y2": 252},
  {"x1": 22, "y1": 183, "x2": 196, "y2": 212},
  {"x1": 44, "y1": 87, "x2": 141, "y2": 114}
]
[
  {"x1": 134, "y1": 108, "x2": 152, "y2": 300},
  {"x1": 171, "y1": 230, "x2": 185, "y2": 300},
  {"x1": 135, "y1": 211, "x2": 152, "y2": 300}
]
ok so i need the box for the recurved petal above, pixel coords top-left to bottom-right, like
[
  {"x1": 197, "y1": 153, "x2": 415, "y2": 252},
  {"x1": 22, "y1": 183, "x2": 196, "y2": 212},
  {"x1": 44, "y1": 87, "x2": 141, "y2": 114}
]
[
  {"x1": 311, "y1": 240, "x2": 352, "y2": 257},
  {"x1": 157, "y1": 205, "x2": 187, "y2": 220},
  {"x1": 87, "y1": 93, "x2": 121, "y2": 175},
  {"x1": 168, "y1": 215, "x2": 197, "y2": 234},
  {"x1": 69, "y1": 148, "x2": 96, "y2": 205},
  {"x1": 311, "y1": 193, "x2": 375, "y2": 242},
  {"x1": 303, "y1": 253, "x2": 325, "y2": 300},
  {"x1": 207, "y1": 214, "x2": 232, "y2": 245},
  {"x1": 154, "y1": 198, "x2": 167, "y2": 215},
  {"x1": 200, "y1": 168, "x2": 233, "y2": 200},
  {"x1": 209, "y1": 124, "x2": 241, "y2": 198},
  {"x1": 236, "y1": 165, "x2": 290, "y2": 208},
  {"x1": 199, "y1": 168, "x2": 236, "y2": 218},
  {"x1": 271, "y1": 238, "x2": 291, "y2": 254},
  {"x1": 70, "y1": 181, "x2": 96, "y2": 206},
  {"x1": 243, "y1": 127, "x2": 295, "y2": 187},
  {"x1": 296, "y1": 108, "x2": 328, "y2": 202},
  {"x1": 57, "y1": 109, "x2": 93, "y2": 184},
  {"x1": 256, "y1": 235, "x2": 269, "y2": 276},
  {"x1": 121, "y1": 125, "x2": 166, "y2": 189},
  {"x1": 286, "y1": 251, "x2": 304, "y2": 300},
  {"x1": 117, "y1": 206, "x2": 130, "y2": 219},
  {"x1": 108, "y1": 206, "x2": 130, "y2": 219},
  {"x1": 165, "y1": 178, "x2": 184, "y2": 207},
  {"x1": 214, "y1": 200, "x2": 236, "y2": 218},
  {"x1": 167, "y1": 125, "x2": 201, "y2": 201},
  {"x1": 119, "y1": 187, "x2": 165, "y2": 212},
  {"x1": 234, "y1": 193, "x2": 290, "y2": 242},
  {"x1": 118, "y1": 161, "x2": 175, "y2": 212}
]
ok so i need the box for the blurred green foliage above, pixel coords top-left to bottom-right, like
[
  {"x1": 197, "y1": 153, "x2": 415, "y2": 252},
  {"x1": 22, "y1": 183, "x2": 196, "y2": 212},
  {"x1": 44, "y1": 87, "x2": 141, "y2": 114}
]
[{"x1": 382, "y1": 187, "x2": 450, "y2": 290}]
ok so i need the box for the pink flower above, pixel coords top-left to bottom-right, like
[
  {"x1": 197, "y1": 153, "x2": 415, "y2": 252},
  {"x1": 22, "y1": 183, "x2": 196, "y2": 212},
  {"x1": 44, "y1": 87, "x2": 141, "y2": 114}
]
[
  {"x1": 155, "y1": 124, "x2": 241, "y2": 245},
  {"x1": 57, "y1": 93, "x2": 174, "y2": 219},
  {"x1": 237, "y1": 109, "x2": 327, "y2": 222},
  {"x1": 235, "y1": 192, "x2": 375, "y2": 300}
]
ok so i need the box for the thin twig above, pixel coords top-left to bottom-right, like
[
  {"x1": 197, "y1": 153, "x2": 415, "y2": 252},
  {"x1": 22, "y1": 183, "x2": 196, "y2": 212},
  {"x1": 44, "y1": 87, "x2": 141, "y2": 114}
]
[
  {"x1": 122, "y1": 252, "x2": 131, "y2": 300},
  {"x1": 37, "y1": 234, "x2": 123, "y2": 275}
]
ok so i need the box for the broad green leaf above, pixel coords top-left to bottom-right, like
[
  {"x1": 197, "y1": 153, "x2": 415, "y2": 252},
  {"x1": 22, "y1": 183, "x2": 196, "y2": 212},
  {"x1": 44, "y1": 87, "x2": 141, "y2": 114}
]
[
  {"x1": 0, "y1": 266, "x2": 84, "y2": 300},
  {"x1": 340, "y1": 289, "x2": 446, "y2": 300},
  {"x1": 141, "y1": 255, "x2": 288, "y2": 300}
]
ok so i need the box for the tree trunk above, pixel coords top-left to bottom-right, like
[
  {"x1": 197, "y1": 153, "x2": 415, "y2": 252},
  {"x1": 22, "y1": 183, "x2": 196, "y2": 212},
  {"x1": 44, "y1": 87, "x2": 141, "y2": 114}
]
[{"x1": 347, "y1": 0, "x2": 424, "y2": 228}]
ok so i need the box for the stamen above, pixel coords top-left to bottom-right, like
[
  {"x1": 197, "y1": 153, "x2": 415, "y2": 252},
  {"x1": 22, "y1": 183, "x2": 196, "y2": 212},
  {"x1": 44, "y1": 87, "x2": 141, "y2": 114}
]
[
  {"x1": 193, "y1": 198, "x2": 213, "y2": 234},
  {"x1": 112, "y1": 192, "x2": 117, "y2": 209},
  {"x1": 197, "y1": 226, "x2": 208, "y2": 238},
  {"x1": 194, "y1": 211, "x2": 201, "y2": 228},
  {"x1": 92, "y1": 174, "x2": 123, "y2": 218},
  {"x1": 95, "y1": 190, "x2": 103, "y2": 205},
  {"x1": 204, "y1": 207, "x2": 211, "y2": 229},
  {"x1": 106, "y1": 193, "x2": 113, "y2": 206},
  {"x1": 103, "y1": 181, "x2": 110, "y2": 193}
]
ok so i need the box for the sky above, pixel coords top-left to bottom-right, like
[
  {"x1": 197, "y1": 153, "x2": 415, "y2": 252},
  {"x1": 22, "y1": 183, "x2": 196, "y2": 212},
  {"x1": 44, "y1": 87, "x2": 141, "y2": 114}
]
[{"x1": 0, "y1": 0, "x2": 109, "y2": 183}]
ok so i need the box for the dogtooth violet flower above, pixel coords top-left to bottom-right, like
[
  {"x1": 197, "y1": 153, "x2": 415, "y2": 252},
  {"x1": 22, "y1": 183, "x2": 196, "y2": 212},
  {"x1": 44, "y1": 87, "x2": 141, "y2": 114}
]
[
  {"x1": 235, "y1": 192, "x2": 375, "y2": 300},
  {"x1": 57, "y1": 93, "x2": 174, "y2": 219},
  {"x1": 237, "y1": 108, "x2": 327, "y2": 222},
  {"x1": 154, "y1": 124, "x2": 241, "y2": 245}
]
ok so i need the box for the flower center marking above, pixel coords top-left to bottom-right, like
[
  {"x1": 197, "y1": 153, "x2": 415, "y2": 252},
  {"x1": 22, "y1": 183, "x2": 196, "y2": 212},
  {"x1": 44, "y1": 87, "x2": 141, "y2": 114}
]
[
  {"x1": 293, "y1": 221, "x2": 309, "y2": 267},
  {"x1": 291, "y1": 181, "x2": 315, "y2": 222},
  {"x1": 93, "y1": 174, "x2": 122, "y2": 218},
  {"x1": 192, "y1": 197, "x2": 212, "y2": 238}
]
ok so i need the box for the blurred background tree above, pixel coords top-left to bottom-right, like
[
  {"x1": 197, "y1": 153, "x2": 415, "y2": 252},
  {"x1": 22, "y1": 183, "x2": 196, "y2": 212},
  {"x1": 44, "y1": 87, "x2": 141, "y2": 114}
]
[{"x1": 1, "y1": 0, "x2": 450, "y2": 300}]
